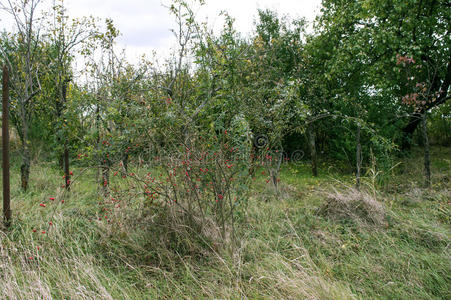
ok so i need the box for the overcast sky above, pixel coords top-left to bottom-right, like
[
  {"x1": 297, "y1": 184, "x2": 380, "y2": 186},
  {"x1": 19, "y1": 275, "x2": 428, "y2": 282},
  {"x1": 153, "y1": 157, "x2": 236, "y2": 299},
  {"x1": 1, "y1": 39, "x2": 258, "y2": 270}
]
[{"x1": 1, "y1": 0, "x2": 322, "y2": 63}]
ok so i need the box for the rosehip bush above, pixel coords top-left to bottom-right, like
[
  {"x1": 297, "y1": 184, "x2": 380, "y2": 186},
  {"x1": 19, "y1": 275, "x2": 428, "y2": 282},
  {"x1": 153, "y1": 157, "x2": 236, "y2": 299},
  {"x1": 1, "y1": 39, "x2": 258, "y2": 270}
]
[{"x1": 137, "y1": 130, "x2": 252, "y2": 245}]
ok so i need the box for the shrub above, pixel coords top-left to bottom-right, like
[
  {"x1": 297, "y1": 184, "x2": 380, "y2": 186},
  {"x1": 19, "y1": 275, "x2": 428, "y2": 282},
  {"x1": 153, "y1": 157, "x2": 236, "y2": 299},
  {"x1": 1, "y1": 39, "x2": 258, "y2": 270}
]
[{"x1": 130, "y1": 131, "x2": 253, "y2": 249}]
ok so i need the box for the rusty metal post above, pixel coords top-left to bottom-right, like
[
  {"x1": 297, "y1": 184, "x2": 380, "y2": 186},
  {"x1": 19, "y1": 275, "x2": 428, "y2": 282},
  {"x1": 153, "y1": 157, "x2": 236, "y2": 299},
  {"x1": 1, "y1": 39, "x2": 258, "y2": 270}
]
[{"x1": 2, "y1": 65, "x2": 11, "y2": 227}]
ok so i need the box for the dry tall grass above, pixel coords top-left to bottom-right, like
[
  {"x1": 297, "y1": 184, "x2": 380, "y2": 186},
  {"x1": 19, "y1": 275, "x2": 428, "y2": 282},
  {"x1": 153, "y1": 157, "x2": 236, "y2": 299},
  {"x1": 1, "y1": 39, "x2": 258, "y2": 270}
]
[{"x1": 318, "y1": 188, "x2": 386, "y2": 226}]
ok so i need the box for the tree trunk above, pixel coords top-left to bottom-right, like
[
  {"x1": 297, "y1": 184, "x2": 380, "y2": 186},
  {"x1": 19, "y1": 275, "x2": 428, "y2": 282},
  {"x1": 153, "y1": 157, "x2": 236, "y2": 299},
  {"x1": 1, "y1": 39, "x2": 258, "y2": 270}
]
[
  {"x1": 356, "y1": 124, "x2": 362, "y2": 190},
  {"x1": 102, "y1": 148, "x2": 110, "y2": 197},
  {"x1": 308, "y1": 124, "x2": 318, "y2": 177},
  {"x1": 102, "y1": 164, "x2": 110, "y2": 197},
  {"x1": 56, "y1": 85, "x2": 63, "y2": 170},
  {"x1": 95, "y1": 104, "x2": 102, "y2": 193},
  {"x1": 64, "y1": 146, "x2": 70, "y2": 190},
  {"x1": 20, "y1": 113, "x2": 31, "y2": 191},
  {"x1": 270, "y1": 152, "x2": 283, "y2": 195},
  {"x1": 402, "y1": 61, "x2": 451, "y2": 150},
  {"x1": 62, "y1": 82, "x2": 70, "y2": 190},
  {"x1": 20, "y1": 145, "x2": 31, "y2": 191},
  {"x1": 248, "y1": 146, "x2": 257, "y2": 177},
  {"x1": 401, "y1": 113, "x2": 422, "y2": 150},
  {"x1": 59, "y1": 153, "x2": 64, "y2": 170},
  {"x1": 122, "y1": 151, "x2": 129, "y2": 173},
  {"x1": 422, "y1": 113, "x2": 431, "y2": 187}
]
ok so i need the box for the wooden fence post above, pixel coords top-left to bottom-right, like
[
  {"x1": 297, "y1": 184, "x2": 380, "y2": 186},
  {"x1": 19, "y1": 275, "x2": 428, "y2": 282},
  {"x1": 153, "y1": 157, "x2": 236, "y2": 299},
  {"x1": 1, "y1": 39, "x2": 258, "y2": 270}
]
[{"x1": 2, "y1": 64, "x2": 11, "y2": 227}]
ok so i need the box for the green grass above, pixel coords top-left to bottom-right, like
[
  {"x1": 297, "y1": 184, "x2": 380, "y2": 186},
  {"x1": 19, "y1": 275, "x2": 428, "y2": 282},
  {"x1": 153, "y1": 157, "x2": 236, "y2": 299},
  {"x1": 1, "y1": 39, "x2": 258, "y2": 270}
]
[{"x1": 1, "y1": 147, "x2": 450, "y2": 299}]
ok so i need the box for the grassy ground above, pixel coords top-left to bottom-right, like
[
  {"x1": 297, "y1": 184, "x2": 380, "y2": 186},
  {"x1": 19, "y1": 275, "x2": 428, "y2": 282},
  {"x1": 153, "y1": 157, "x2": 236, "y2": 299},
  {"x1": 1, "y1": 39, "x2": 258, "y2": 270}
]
[{"x1": 0, "y1": 147, "x2": 450, "y2": 299}]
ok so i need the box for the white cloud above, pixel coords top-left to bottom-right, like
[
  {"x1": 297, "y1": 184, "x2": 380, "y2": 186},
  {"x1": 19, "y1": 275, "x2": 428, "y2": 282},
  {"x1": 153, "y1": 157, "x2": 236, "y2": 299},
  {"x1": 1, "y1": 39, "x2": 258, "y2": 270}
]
[
  {"x1": 0, "y1": 0, "x2": 321, "y2": 63},
  {"x1": 65, "y1": 0, "x2": 321, "y2": 62}
]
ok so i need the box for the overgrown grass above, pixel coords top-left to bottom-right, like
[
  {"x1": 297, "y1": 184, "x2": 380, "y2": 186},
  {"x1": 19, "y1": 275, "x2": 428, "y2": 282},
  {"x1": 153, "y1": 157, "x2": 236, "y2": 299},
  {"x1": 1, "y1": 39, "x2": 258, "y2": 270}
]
[{"x1": 1, "y1": 147, "x2": 450, "y2": 299}]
